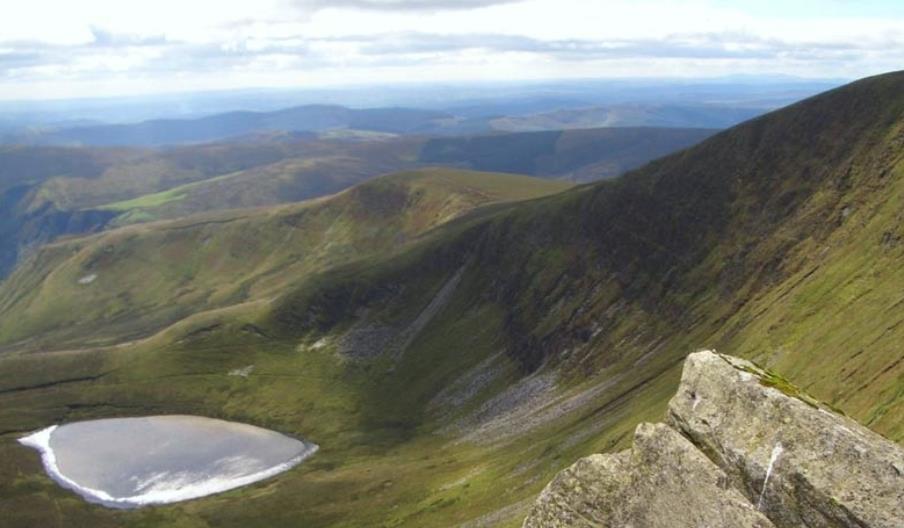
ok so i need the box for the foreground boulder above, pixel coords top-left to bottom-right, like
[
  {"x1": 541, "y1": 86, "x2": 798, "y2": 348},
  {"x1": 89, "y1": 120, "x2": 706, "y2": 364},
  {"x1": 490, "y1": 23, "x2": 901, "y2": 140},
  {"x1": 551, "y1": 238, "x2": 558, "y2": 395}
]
[
  {"x1": 523, "y1": 351, "x2": 904, "y2": 528},
  {"x1": 668, "y1": 352, "x2": 904, "y2": 528},
  {"x1": 523, "y1": 421, "x2": 775, "y2": 528}
]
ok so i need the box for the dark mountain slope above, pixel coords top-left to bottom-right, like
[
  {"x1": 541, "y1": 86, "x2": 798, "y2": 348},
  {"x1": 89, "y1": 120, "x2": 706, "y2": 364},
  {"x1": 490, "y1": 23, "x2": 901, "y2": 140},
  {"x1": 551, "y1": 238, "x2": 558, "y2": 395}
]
[
  {"x1": 0, "y1": 168, "x2": 571, "y2": 350},
  {"x1": 0, "y1": 126, "x2": 713, "y2": 278},
  {"x1": 0, "y1": 138, "x2": 424, "y2": 277},
  {"x1": 0, "y1": 145, "x2": 140, "y2": 191},
  {"x1": 0, "y1": 72, "x2": 900, "y2": 527},
  {"x1": 419, "y1": 126, "x2": 717, "y2": 181},
  {"x1": 0, "y1": 146, "x2": 145, "y2": 276},
  {"x1": 271, "y1": 70, "x2": 904, "y2": 435},
  {"x1": 488, "y1": 102, "x2": 765, "y2": 131}
]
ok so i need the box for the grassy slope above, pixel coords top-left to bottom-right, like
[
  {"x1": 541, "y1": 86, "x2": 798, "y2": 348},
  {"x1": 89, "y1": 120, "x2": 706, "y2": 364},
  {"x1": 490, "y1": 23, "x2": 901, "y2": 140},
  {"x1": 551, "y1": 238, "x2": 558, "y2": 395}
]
[
  {"x1": 35, "y1": 106, "x2": 451, "y2": 147},
  {"x1": 0, "y1": 168, "x2": 571, "y2": 351},
  {"x1": 0, "y1": 140, "x2": 399, "y2": 278},
  {"x1": 418, "y1": 126, "x2": 716, "y2": 181},
  {"x1": 106, "y1": 126, "x2": 716, "y2": 225},
  {"x1": 95, "y1": 138, "x2": 425, "y2": 226},
  {"x1": 0, "y1": 73, "x2": 902, "y2": 527},
  {"x1": 32, "y1": 138, "x2": 421, "y2": 212},
  {"x1": 487, "y1": 103, "x2": 764, "y2": 132},
  {"x1": 0, "y1": 145, "x2": 144, "y2": 193}
]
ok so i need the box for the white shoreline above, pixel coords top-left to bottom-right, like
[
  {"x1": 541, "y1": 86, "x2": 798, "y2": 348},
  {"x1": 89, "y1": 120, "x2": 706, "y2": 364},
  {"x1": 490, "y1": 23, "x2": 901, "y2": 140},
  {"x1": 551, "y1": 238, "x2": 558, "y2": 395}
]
[{"x1": 18, "y1": 424, "x2": 319, "y2": 508}]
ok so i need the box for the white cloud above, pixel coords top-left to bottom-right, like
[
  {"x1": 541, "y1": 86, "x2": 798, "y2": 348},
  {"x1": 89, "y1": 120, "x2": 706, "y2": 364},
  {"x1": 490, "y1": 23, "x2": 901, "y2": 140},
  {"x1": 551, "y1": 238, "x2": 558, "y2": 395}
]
[{"x1": 0, "y1": 0, "x2": 901, "y2": 99}]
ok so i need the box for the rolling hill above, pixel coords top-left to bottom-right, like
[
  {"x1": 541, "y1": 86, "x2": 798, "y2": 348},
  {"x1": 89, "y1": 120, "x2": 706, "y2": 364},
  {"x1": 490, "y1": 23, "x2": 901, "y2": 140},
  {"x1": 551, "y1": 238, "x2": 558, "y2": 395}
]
[
  {"x1": 0, "y1": 137, "x2": 423, "y2": 277},
  {"x1": 419, "y1": 127, "x2": 717, "y2": 181},
  {"x1": 93, "y1": 127, "x2": 716, "y2": 225},
  {"x1": 11, "y1": 105, "x2": 455, "y2": 147},
  {"x1": 6, "y1": 99, "x2": 782, "y2": 149},
  {"x1": 0, "y1": 168, "x2": 572, "y2": 351},
  {"x1": 0, "y1": 72, "x2": 901, "y2": 527},
  {"x1": 0, "y1": 127, "x2": 714, "y2": 278},
  {"x1": 488, "y1": 103, "x2": 766, "y2": 132}
]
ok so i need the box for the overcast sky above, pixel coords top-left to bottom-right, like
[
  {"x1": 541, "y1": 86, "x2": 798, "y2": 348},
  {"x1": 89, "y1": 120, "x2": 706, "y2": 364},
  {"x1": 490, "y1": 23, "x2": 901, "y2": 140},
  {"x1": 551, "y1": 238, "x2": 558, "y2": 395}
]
[{"x1": 1, "y1": 0, "x2": 902, "y2": 100}]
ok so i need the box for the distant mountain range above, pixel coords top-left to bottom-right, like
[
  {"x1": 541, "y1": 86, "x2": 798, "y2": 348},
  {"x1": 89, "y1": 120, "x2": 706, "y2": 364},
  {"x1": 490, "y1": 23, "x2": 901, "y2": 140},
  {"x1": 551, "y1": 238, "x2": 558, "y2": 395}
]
[
  {"x1": 5, "y1": 106, "x2": 456, "y2": 147},
  {"x1": 0, "y1": 76, "x2": 842, "y2": 126},
  {"x1": 5, "y1": 102, "x2": 773, "y2": 147},
  {"x1": 420, "y1": 127, "x2": 717, "y2": 180},
  {"x1": 1, "y1": 72, "x2": 900, "y2": 527},
  {"x1": 0, "y1": 126, "x2": 715, "y2": 277},
  {"x1": 0, "y1": 77, "x2": 843, "y2": 148}
]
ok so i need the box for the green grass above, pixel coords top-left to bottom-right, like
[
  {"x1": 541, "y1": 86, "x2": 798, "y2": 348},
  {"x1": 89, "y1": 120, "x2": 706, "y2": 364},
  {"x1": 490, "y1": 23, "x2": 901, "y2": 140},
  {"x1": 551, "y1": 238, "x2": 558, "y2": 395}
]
[
  {"x1": 78, "y1": 141, "x2": 424, "y2": 226},
  {"x1": 99, "y1": 187, "x2": 189, "y2": 212},
  {"x1": 0, "y1": 168, "x2": 572, "y2": 350},
  {"x1": 0, "y1": 72, "x2": 902, "y2": 527},
  {"x1": 0, "y1": 292, "x2": 682, "y2": 527},
  {"x1": 97, "y1": 167, "x2": 272, "y2": 215}
]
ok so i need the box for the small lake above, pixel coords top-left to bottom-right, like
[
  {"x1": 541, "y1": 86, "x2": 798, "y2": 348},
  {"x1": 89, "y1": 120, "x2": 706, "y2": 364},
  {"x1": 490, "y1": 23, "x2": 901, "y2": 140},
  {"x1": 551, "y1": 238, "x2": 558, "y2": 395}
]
[{"x1": 18, "y1": 415, "x2": 318, "y2": 509}]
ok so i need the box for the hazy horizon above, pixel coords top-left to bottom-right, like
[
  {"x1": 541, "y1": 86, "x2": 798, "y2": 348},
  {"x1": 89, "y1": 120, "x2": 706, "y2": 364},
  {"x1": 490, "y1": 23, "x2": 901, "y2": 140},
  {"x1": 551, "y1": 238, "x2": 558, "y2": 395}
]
[
  {"x1": 0, "y1": 72, "x2": 850, "y2": 104},
  {"x1": 1, "y1": 0, "x2": 901, "y2": 101}
]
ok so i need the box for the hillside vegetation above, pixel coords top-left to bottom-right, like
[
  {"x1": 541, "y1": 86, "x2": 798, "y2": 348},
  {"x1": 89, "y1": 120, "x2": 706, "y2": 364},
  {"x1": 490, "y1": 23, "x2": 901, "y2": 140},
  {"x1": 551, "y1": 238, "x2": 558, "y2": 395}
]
[
  {"x1": 0, "y1": 137, "x2": 422, "y2": 277},
  {"x1": 0, "y1": 72, "x2": 901, "y2": 527},
  {"x1": 0, "y1": 168, "x2": 572, "y2": 350},
  {"x1": 0, "y1": 127, "x2": 711, "y2": 279},
  {"x1": 419, "y1": 127, "x2": 716, "y2": 181},
  {"x1": 13, "y1": 105, "x2": 455, "y2": 147},
  {"x1": 488, "y1": 103, "x2": 764, "y2": 132}
]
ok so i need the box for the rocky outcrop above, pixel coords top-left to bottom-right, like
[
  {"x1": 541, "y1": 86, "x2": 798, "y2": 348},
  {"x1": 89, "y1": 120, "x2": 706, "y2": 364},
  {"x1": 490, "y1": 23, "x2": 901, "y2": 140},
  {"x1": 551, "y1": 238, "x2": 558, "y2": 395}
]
[
  {"x1": 524, "y1": 351, "x2": 904, "y2": 528},
  {"x1": 668, "y1": 352, "x2": 904, "y2": 528},
  {"x1": 524, "y1": 421, "x2": 775, "y2": 528}
]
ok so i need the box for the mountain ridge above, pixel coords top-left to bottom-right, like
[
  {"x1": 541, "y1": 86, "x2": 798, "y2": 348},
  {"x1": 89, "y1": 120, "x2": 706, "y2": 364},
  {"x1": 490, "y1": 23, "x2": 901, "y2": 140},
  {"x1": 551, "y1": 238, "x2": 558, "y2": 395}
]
[
  {"x1": 0, "y1": 168, "x2": 572, "y2": 351},
  {"x1": 0, "y1": 71, "x2": 900, "y2": 527},
  {"x1": 0, "y1": 126, "x2": 714, "y2": 278},
  {"x1": 9, "y1": 105, "x2": 453, "y2": 147}
]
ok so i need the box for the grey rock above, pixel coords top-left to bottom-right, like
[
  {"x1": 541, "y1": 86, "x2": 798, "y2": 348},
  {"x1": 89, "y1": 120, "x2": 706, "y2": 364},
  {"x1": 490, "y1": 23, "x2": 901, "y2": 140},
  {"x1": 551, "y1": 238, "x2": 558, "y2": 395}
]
[
  {"x1": 524, "y1": 422, "x2": 775, "y2": 528},
  {"x1": 668, "y1": 351, "x2": 904, "y2": 528},
  {"x1": 523, "y1": 351, "x2": 904, "y2": 528}
]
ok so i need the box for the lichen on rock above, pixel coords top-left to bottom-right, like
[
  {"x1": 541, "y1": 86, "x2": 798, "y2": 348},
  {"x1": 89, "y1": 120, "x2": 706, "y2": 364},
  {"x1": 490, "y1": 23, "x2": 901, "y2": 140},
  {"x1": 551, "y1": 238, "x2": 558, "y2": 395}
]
[
  {"x1": 524, "y1": 421, "x2": 774, "y2": 528},
  {"x1": 523, "y1": 350, "x2": 904, "y2": 528}
]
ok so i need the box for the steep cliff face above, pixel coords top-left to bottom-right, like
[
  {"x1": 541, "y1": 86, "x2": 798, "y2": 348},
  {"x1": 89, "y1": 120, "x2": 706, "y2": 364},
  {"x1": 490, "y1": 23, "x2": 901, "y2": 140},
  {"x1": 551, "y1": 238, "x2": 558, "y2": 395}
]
[
  {"x1": 524, "y1": 351, "x2": 904, "y2": 528},
  {"x1": 0, "y1": 186, "x2": 117, "y2": 278},
  {"x1": 271, "y1": 72, "x2": 904, "y2": 440}
]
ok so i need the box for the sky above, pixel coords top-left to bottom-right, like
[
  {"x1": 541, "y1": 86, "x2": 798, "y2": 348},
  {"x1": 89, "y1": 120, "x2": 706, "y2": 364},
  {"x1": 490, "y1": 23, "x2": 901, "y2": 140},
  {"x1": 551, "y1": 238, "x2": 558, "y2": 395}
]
[{"x1": 0, "y1": 0, "x2": 902, "y2": 100}]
